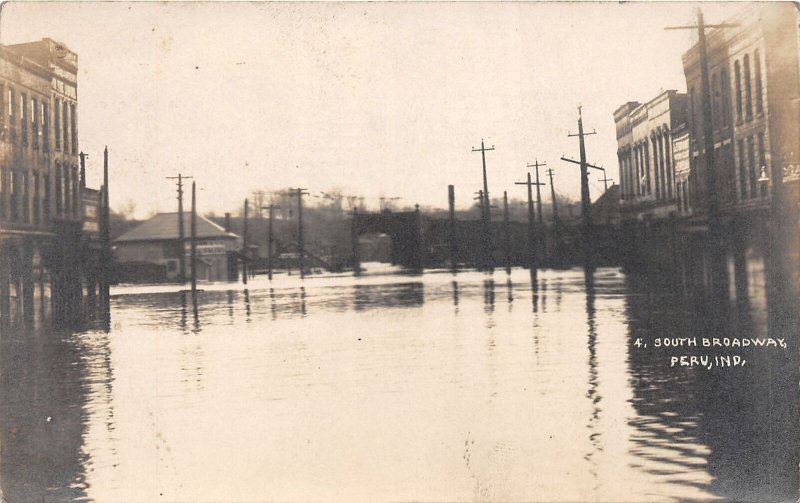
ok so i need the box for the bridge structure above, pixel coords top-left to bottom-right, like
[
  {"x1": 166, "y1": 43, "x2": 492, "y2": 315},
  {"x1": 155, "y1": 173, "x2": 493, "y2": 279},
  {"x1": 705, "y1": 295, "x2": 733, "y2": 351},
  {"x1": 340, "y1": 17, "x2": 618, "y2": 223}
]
[{"x1": 351, "y1": 209, "x2": 424, "y2": 272}]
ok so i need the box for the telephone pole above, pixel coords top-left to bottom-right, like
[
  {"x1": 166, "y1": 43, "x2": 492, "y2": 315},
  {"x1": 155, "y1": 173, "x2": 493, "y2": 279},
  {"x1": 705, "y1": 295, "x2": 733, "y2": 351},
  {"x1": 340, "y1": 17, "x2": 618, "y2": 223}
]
[
  {"x1": 100, "y1": 146, "x2": 110, "y2": 306},
  {"x1": 599, "y1": 169, "x2": 613, "y2": 192},
  {"x1": 190, "y1": 181, "x2": 197, "y2": 292},
  {"x1": 262, "y1": 204, "x2": 277, "y2": 280},
  {"x1": 547, "y1": 168, "x2": 564, "y2": 268},
  {"x1": 562, "y1": 107, "x2": 601, "y2": 268},
  {"x1": 166, "y1": 173, "x2": 193, "y2": 282},
  {"x1": 289, "y1": 188, "x2": 309, "y2": 278},
  {"x1": 527, "y1": 159, "x2": 547, "y2": 259},
  {"x1": 502, "y1": 191, "x2": 511, "y2": 275},
  {"x1": 515, "y1": 171, "x2": 545, "y2": 276},
  {"x1": 666, "y1": 9, "x2": 738, "y2": 295},
  {"x1": 448, "y1": 185, "x2": 457, "y2": 274},
  {"x1": 472, "y1": 139, "x2": 495, "y2": 271},
  {"x1": 242, "y1": 198, "x2": 249, "y2": 284}
]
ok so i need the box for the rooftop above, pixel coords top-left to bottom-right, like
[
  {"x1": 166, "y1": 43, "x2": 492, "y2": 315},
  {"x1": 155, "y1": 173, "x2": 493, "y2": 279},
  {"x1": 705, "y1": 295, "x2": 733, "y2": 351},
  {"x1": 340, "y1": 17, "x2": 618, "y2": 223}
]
[{"x1": 115, "y1": 212, "x2": 240, "y2": 243}]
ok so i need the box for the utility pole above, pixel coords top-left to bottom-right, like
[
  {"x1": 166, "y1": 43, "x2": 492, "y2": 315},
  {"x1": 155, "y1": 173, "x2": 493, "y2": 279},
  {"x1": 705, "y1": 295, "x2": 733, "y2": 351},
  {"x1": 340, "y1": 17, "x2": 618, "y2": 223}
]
[
  {"x1": 242, "y1": 198, "x2": 249, "y2": 285},
  {"x1": 502, "y1": 191, "x2": 511, "y2": 275},
  {"x1": 79, "y1": 152, "x2": 87, "y2": 188},
  {"x1": 351, "y1": 207, "x2": 361, "y2": 277},
  {"x1": 547, "y1": 168, "x2": 564, "y2": 268},
  {"x1": 100, "y1": 146, "x2": 110, "y2": 306},
  {"x1": 562, "y1": 107, "x2": 601, "y2": 268},
  {"x1": 448, "y1": 185, "x2": 457, "y2": 274},
  {"x1": 166, "y1": 173, "x2": 193, "y2": 283},
  {"x1": 666, "y1": 10, "x2": 737, "y2": 295},
  {"x1": 472, "y1": 139, "x2": 495, "y2": 271},
  {"x1": 190, "y1": 181, "x2": 197, "y2": 291},
  {"x1": 289, "y1": 188, "x2": 309, "y2": 278},
  {"x1": 526, "y1": 160, "x2": 548, "y2": 261},
  {"x1": 515, "y1": 171, "x2": 544, "y2": 276},
  {"x1": 262, "y1": 204, "x2": 277, "y2": 280},
  {"x1": 599, "y1": 169, "x2": 613, "y2": 192}
]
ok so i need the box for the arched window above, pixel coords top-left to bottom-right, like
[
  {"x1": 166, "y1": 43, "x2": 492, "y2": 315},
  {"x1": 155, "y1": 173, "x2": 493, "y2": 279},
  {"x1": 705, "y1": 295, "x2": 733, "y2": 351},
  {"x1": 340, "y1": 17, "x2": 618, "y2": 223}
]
[
  {"x1": 754, "y1": 50, "x2": 763, "y2": 114},
  {"x1": 743, "y1": 54, "x2": 752, "y2": 121},
  {"x1": 711, "y1": 73, "x2": 719, "y2": 129},
  {"x1": 734, "y1": 61, "x2": 742, "y2": 123},
  {"x1": 721, "y1": 67, "x2": 730, "y2": 126}
]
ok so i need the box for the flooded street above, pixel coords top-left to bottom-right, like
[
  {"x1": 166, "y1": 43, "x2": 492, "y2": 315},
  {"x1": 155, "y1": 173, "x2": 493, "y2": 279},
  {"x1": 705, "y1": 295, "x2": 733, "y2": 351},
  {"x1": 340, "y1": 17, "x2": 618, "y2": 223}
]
[{"x1": 1, "y1": 264, "x2": 797, "y2": 502}]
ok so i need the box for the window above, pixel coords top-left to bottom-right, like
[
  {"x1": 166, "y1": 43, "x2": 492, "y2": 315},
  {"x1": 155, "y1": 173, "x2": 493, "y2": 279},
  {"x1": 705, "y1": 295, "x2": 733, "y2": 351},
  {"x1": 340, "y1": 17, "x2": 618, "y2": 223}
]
[
  {"x1": 721, "y1": 68, "x2": 730, "y2": 126},
  {"x1": 7, "y1": 88, "x2": 13, "y2": 117},
  {"x1": 42, "y1": 103, "x2": 49, "y2": 151},
  {"x1": 70, "y1": 103, "x2": 77, "y2": 153},
  {"x1": 743, "y1": 54, "x2": 753, "y2": 121},
  {"x1": 33, "y1": 172, "x2": 40, "y2": 225},
  {"x1": 712, "y1": 73, "x2": 719, "y2": 129},
  {"x1": 758, "y1": 133, "x2": 767, "y2": 197},
  {"x1": 738, "y1": 139, "x2": 747, "y2": 199},
  {"x1": 32, "y1": 98, "x2": 38, "y2": 150},
  {"x1": 62, "y1": 101, "x2": 68, "y2": 153},
  {"x1": 689, "y1": 87, "x2": 696, "y2": 138},
  {"x1": 754, "y1": 50, "x2": 763, "y2": 114},
  {"x1": 43, "y1": 173, "x2": 50, "y2": 222},
  {"x1": 734, "y1": 61, "x2": 742, "y2": 123},
  {"x1": 747, "y1": 136, "x2": 756, "y2": 196},
  {"x1": 20, "y1": 93, "x2": 27, "y2": 146},
  {"x1": 55, "y1": 162, "x2": 63, "y2": 214},
  {"x1": 54, "y1": 98, "x2": 61, "y2": 150}
]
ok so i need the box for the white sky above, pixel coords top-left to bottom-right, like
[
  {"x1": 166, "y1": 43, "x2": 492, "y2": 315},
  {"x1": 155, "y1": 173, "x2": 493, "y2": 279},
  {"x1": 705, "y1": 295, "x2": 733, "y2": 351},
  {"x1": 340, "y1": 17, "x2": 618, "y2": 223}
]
[{"x1": 0, "y1": 1, "x2": 745, "y2": 217}]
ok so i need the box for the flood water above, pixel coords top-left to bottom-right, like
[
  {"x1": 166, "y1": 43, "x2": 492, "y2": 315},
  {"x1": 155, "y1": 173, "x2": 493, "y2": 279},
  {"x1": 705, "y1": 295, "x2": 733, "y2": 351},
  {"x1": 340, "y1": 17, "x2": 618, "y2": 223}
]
[{"x1": 1, "y1": 261, "x2": 797, "y2": 502}]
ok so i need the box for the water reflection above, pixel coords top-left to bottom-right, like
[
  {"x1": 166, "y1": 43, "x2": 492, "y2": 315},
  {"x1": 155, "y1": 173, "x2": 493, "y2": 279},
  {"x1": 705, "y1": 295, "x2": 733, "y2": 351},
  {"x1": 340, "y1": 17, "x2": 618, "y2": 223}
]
[{"x1": 0, "y1": 245, "x2": 796, "y2": 501}]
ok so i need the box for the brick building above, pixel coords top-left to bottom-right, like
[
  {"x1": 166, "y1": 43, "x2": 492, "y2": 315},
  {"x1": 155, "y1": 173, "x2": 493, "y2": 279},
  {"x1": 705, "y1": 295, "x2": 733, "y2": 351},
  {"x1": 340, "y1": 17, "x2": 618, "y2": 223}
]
[
  {"x1": 614, "y1": 90, "x2": 688, "y2": 220},
  {"x1": 0, "y1": 38, "x2": 88, "y2": 322},
  {"x1": 681, "y1": 3, "x2": 800, "y2": 217}
]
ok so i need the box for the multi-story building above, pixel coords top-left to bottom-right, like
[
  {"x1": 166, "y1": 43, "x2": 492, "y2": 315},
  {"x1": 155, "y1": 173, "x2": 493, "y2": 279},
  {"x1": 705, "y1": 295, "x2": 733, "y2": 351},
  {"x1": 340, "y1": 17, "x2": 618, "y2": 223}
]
[
  {"x1": 614, "y1": 90, "x2": 688, "y2": 220},
  {"x1": 681, "y1": 3, "x2": 800, "y2": 217},
  {"x1": 0, "y1": 38, "x2": 86, "y2": 322}
]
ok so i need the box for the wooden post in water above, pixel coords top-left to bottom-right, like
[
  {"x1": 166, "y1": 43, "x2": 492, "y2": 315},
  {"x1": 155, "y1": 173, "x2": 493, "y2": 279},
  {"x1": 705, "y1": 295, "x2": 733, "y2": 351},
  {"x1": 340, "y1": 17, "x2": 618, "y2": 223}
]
[{"x1": 191, "y1": 181, "x2": 197, "y2": 291}]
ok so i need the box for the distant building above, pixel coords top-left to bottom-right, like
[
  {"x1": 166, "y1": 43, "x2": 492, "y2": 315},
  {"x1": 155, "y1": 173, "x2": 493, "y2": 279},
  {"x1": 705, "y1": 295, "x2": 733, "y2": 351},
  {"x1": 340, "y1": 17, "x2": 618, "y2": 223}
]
[
  {"x1": 671, "y1": 123, "x2": 692, "y2": 215},
  {"x1": 614, "y1": 90, "x2": 688, "y2": 220},
  {"x1": 681, "y1": 3, "x2": 800, "y2": 216},
  {"x1": 114, "y1": 212, "x2": 240, "y2": 282}
]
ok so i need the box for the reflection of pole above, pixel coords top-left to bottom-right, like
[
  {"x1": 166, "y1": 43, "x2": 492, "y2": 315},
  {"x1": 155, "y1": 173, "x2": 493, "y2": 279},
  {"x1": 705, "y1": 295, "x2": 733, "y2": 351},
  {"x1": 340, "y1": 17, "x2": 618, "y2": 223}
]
[
  {"x1": 191, "y1": 181, "x2": 197, "y2": 291},
  {"x1": 503, "y1": 191, "x2": 511, "y2": 275},
  {"x1": 448, "y1": 185, "x2": 457, "y2": 274}
]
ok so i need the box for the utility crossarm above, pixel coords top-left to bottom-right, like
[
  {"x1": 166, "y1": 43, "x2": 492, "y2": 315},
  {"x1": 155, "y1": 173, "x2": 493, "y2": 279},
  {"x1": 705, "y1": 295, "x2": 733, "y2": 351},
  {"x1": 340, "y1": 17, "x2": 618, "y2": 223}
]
[{"x1": 560, "y1": 156, "x2": 604, "y2": 171}]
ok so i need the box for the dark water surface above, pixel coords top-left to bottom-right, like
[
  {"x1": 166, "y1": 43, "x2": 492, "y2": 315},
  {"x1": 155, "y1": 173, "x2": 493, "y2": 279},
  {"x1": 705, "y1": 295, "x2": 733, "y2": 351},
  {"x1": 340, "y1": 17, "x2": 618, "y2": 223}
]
[{"x1": 1, "y1": 263, "x2": 797, "y2": 502}]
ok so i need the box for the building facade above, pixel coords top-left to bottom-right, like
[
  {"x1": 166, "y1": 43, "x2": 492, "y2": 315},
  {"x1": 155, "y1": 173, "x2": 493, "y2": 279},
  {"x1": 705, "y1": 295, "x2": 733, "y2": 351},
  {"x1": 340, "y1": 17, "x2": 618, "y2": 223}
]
[
  {"x1": 0, "y1": 38, "x2": 87, "y2": 322},
  {"x1": 681, "y1": 3, "x2": 800, "y2": 217},
  {"x1": 614, "y1": 90, "x2": 688, "y2": 220},
  {"x1": 114, "y1": 212, "x2": 240, "y2": 283}
]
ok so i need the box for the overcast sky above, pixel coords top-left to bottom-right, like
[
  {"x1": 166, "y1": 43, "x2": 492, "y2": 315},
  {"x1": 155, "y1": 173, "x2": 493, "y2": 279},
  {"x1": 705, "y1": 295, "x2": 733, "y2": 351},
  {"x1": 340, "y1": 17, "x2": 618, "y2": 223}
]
[{"x1": 1, "y1": 1, "x2": 744, "y2": 217}]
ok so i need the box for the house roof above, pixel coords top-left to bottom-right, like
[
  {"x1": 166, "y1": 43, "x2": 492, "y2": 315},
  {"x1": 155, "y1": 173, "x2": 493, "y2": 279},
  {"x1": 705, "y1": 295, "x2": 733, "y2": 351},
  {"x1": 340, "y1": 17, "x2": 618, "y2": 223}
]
[{"x1": 115, "y1": 212, "x2": 240, "y2": 243}]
